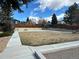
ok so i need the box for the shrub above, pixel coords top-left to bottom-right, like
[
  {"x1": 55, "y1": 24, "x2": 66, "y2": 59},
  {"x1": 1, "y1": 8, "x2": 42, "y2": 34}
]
[
  {"x1": 0, "y1": 32, "x2": 13, "y2": 37},
  {"x1": 53, "y1": 24, "x2": 79, "y2": 30}
]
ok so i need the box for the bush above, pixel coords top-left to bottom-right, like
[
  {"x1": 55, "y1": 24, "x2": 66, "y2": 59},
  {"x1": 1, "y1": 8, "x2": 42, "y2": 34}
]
[
  {"x1": 0, "y1": 32, "x2": 13, "y2": 37},
  {"x1": 52, "y1": 24, "x2": 79, "y2": 30}
]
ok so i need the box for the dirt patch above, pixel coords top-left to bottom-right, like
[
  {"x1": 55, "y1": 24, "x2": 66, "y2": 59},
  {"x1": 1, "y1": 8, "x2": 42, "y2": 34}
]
[
  {"x1": 0, "y1": 36, "x2": 10, "y2": 53},
  {"x1": 19, "y1": 31, "x2": 79, "y2": 46}
]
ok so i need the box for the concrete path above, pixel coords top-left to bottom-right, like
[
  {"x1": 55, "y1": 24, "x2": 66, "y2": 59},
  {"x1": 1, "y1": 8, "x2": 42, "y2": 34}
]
[
  {"x1": 0, "y1": 31, "x2": 37, "y2": 59},
  {"x1": 7, "y1": 31, "x2": 22, "y2": 47},
  {"x1": 0, "y1": 46, "x2": 36, "y2": 59},
  {"x1": 32, "y1": 40, "x2": 79, "y2": 53}
]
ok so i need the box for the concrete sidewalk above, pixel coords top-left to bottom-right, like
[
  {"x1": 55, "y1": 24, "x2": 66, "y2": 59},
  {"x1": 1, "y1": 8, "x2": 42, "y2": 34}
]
[
  {"x1": 7, "y1": 31, "x2": 22, "y2": 47},
  {"x1": 0, "y1": 31, "x2": 37, "y2": 59},
  {"x1": 0, "y1": 46, "x2": 36, "y2": 59}
]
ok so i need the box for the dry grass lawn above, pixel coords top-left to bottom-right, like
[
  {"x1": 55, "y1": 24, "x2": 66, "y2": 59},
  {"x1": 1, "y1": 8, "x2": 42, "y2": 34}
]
[
  {"x1": 0, "y1": 36, "x2": 10, "y2": 53},
  {"x1": 19, "y1": 31, "x2": 79, "y2": 46}
]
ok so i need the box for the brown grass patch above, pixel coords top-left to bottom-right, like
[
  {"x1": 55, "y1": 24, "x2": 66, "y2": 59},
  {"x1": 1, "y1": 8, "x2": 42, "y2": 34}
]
[{"x1": 19, "y1": 31, "x2": 79, "y2": 46}]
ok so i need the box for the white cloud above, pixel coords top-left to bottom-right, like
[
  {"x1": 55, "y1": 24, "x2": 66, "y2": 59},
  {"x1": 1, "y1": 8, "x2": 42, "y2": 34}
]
[
  {"x1": 30, "y1": 11, "x2": 38, "y2": 16},
  {"x1": 29, "y1": 16, "x2": 40, "y2": 24},
  {"x1": 29, "y1": 16, "x2": 52, "y2": 24},
  {"x1": 34, "y1": 8, "x2": 39, "y2": 11},
  {"x1": 36, "y1": 0, "x2": 79, "y2": 11},
  {"x1": 44, "y1": 16, "x2": 52, "y2": 21},
  {"x1": 29, "y1": 13, "x2": 65, "y2": 23},
  {"x1": 29, "y1": 16, "x2": 40, "y2": 20},
  {"x1": 57, "y1": 13, "x2": 65, "y2": 21}
]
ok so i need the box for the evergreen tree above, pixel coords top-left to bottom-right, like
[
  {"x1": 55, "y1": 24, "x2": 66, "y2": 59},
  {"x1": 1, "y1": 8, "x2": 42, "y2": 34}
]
[
  {"x1": 51, "y1": 13, "x2": 58, "y2": 25},
  {"x1": 63, "y1": 3, "x2": 78, "y2": 25},
  {"x1": 26, "y1": 17, "x2": 29, "y2": 22}
]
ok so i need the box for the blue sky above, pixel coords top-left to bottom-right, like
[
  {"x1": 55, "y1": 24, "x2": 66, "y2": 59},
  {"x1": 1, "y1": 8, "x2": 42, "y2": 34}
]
[{"x1": 12, "y1": 0, "x2": 79, "y2": 21}]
